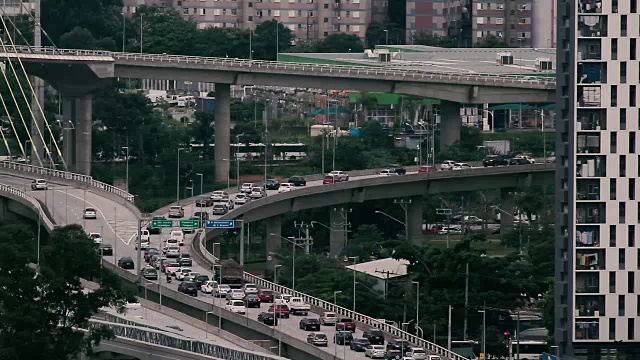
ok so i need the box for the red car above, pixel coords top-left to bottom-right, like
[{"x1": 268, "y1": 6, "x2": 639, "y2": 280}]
[
  {"x1": 323, "y1": 175, "x2": 340, "y2": 184},
  {"x1": 258, "y1": 290, "x2": 275, "y2": 302},
  {"x1": 418, "y1": 165, "x2": 438, "y2": 173},
  {"x1": 336, "y1": 318, "x2": 356, "y2": 332},
  {"x1": 268, "y1": 303, "x2": 290, "y2": 318}
]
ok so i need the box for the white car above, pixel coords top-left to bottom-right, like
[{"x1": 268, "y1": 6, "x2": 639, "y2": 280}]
[
  {"x1": 166, "y1": 245, "x2": 180, "y2": 258},
  {"x1": 452, "y1": 162, "x2": 472, "y2": 170},
  {"x1": 278, "y1": 183, "x2": 294, "y2": 193},
  {"x1": 136, "y1": 238, "x2": 150, "y2": 250},
  {"x1": 187, "y1": 271, "x2": 201, "y2": 282},
  {"x1": 83, "y1": 207, "x2": 97, "y2": 219},
  {"x1": 88, "y1": 233, "x2": 102, "y2": 245},
  {"x1": 224, "y1": 299, "x2": 247, "y2": 315},
  {"x1": 222, "y1": 198, "x2": 235, "y2": 210},
  {"x1": 440, "y1": 160, "x2": 456, "y2": 170},
  {"x1": 210, "y1": 191, "x2": 228, "y2": 201},
  {"x1": 30, "y1": 179, "x2": 48, "y2": 190},
  {"x1": 165, "y1": 262, "x2": 181, "y2": 276},
  {"x1": 365, "y1": 345, "x2": 386, "y2": 359},
  {"x1": 249, "y1": 186, "x2": 266, "y2": 199},
  {"x1": 234, "y1": 193, "x2": 249, "y2": 204},
  {"x1": 328, "y1": 170, "x2": 349, "y2": 181},
  {"x1": 140, "y1": 229, "x2": 150, "y2": 242},
  {"x1": 169, "y1": 230, "x2": 184, "y2": 246},
  {"x1": 275, "y1": 294, "x2": 292, "y2": 303},
  {"x1": 243, "y1": 283, "x2": 258, "y2": 294},
  {"x1": 168, "y1": 205, "x2": 184, "y2": 218},
  {"x1": 176, "y1": 268, "x2": 192, "y2": 281},
  {"x1": 215, "y1": 284, "x2": 232, "y2": 297},
  {"x1": 379, "y1": 169, "x2": 399, "y2": 176},
  {"x1": 406, "y1": 348, "x2": 427, "y2": 360},
  {"x1": 201, "y1": 280, "x2": 218, "y2": 294},
  {"x1": 240, "y1": 183, "x2": 254, "y2": 193},
  {"x1": 438, "y1": 226, "x2": 462, "y2": 235},
  {"x1": 226, "y1": 288, "x2": 246, "y2": 300}
]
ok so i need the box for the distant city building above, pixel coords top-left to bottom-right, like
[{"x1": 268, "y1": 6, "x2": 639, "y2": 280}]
[
  {"x1": 122, "y1": 0, "x2": 377, "y2": 40},
  {"x1": 0, "y1": 0, "x2": 34, "y2": 16},
  {"x1": 406, "y1": 0, "x2": 556, "y2": 48}
]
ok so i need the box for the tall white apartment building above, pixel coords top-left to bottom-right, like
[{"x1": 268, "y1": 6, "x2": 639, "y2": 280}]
[{"x1": 556, "y1": 0, "x2": 640, "y2": 358}]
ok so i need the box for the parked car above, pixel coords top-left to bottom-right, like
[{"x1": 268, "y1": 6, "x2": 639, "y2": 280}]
[
  {"x1": 168, "y1": 205, "x2": 184, "y2": 218},
  {"x1": 118, "y1": 256, "x2": 135, "y2": 269},
  {"x1": 224, "y1": 300, "x2": 246, "y2": 315},
  {"x1": 96, "y1": 243, "x2": 113, "y2": 256},
  {"x1": 265, "y1": 179, "x2": 280, "y2": 190},
  {"x1": 288, "y1": 176, "x2": 307, "y2": 186},
  {"x1": 234, "y1": 193, "x2": 249, "y2": 204},
  {"x1": 350, "y1": 338, "x2": 371, "y2": 351},
  {"x1": 320, "y1": 312, "x2": 338, "y2": 326},
  {"x1": 365, "y1": 345, "x2": 387, "y2": 359},
  {"x1": 482, "y1": 155, "x2": 509, "y2": 167},
  {"x1": 299, "y1": 317, "x2": 321, "y2": 331},
  {"x1": 306, "y1": 333, "x2": 328, "y2": 347},
  {"x1": 334, "y1": 330, "x2": 353, "y2": 345},
  {"x1": 440, "y1": 160, "x2": 456, "y2": 170},
  {"x1": 244, "y1": 294, "x2": 262, "y2": 308},
  {"x1": 83, "y1": 207, "x2": 97, "y2": 219},
  {"x1": 142, "y1": 266, "x2": 158, "y2": 280},
  {"x1": 178, "y1": 281, "x2": 198, "y2": 296},
  {"x1": 418, "y1": 165, "x2": 438, "y2": 173},
  {"x1": 363, "y1": 328, "x2": 385, "y2": 345},
  {"x1": 258, "y1": 289, "x2": 275, "y2": 302},
  {"x1": 30, "y1": 179, "x2": 48, "y2": 190}
]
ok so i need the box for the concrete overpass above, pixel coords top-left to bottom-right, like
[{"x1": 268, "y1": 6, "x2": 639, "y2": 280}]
[{"x1": 0, "y1": 46, "x2": 556, "y2": 179}]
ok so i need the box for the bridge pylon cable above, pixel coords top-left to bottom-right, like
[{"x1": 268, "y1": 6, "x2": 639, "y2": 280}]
[
  {"x1": 0, "y1": 41, "x2": 43, "y2": 167},
  {"x1": 0, "y1": 7, "x2": 34, "y2": 50},
  {"x1": 16, "y1": 1, "x2": 60, "y2": 53},
  {"x1": 0, "y1": 92, "x2": 19, "y2": 158},
  {"x1": 0, "y1": 17, "x2": 62, "y2": 170}
]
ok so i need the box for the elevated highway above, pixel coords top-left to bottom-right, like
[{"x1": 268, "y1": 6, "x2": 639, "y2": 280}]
[{"x1": 0, "y1": 162, "x2": 554, "y2": 360}]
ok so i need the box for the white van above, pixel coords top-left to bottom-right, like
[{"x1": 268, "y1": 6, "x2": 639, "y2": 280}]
[{"x1": 169, "y1": 230, "x2": 185, "y2": 246}]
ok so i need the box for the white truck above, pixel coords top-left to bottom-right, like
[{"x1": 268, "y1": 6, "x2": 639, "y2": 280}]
[{"x1": 288, "y1": 297, "x2": 311, "y2": 315}]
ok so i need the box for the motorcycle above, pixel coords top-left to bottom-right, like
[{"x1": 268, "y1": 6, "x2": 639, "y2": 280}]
[{"x1": 166, "y1": 274, "x2": 172, "y2": 283}]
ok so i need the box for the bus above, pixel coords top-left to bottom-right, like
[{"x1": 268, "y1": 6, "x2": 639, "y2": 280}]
[
  {"x1": 508, "y1": 340, "x2": 549, "y2": 360},
  {"x1": 189, "y1": 143, "x2": 308, "y2": 161}
]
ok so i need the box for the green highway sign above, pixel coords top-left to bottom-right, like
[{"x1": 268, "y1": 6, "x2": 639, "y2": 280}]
[
  {"x1": 179, "y1": 219, "x2": 200, "y2": 228},
  {"x1": 151, "y1": 219, "x2": 174, "y2": 228}
]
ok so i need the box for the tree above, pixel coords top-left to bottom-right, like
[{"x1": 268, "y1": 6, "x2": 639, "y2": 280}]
[
  {"x1": 253, "y1": 20, "x2": 293, "y2": 60},
  {"x1": 365, "y1": 21, "x2": 386, "y2": 47},
  {"x1": 315, "y1": 33, "x2": 364, "y2": 53},
  {"x1": 42, "y1": 0, "x2": 123, "y2": 46},
  {"x1": 0, "y1": 224, "x2": 128, "y2": 359},
  {"x1": 476, "y1": 35, "x2": 509, "y2": 48},
  {"x1": 361, "y1": 120, "x2": 389, "y2": 148},
  {"x1": 344, "y1": 224, "x2": 385, "y2": 260},
  {"x1": 412, "y1": 33, "x2": 456, "y2": 48},
  {"x1": 195, "y1": 27, "x2": 251, "y2": 58},
  {"x1": 59, "y1": 26, "x2": 117, "y2": 50},
  {"x1": 135, "y1": 5, "x2": 198, "y2": 55},
  {"x1": 191, "y1": 111, "x2": 215, "y2": 158}
]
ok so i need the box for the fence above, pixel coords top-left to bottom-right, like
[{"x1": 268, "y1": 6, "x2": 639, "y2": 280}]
[{"x1": 0, "y1": 183, "x2": 55, "y2": 230}]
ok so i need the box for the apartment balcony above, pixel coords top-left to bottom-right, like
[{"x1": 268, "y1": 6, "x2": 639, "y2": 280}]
[
  {"x1": 576, "y1": 249, "x2": 605, "y2": 271},
  {"x1": 576, "y1": 156, "x2": 606, "y2": 178},
  {"x1": 576, "y1": 225, "x2": 600, "y2": 247},
  {"x1": 577, "y1": 109, "x2": 606, "y2": 131},
  {"x1": 577, "y1": 179, "x2": 601, "y2": 201},
  {"x1": 576, "y1": 272, "x2": 600, "y2": 294},
  {"x1": 578, "y1": 15, "x2": 607, "y2": 37},
  {"x1": 575, "y1": 295, "x2": 605, "y2": 317},
  {"x1": 578, "y1": 38, "x2": 602, "y2": 60},
  {"x1": 578, "y1": 0, "x2": 602, "y2": 14},
  {"x1": 576, "y1": 203, "x2": 605, "y2": 224},
  {"x1": 577, "y1": 133, "x2": 601, "y2": 154},
  {"x1": 578, "y1": 63, "x2": 607, "y2": 84},
  {"x1": 575, "y1": 320, "x2": 600, "y2": 340}
]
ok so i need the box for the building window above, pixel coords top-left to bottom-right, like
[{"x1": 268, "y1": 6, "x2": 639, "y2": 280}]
[
  {"x1": 630, "y1": 225, "x2": 636, "y2": 247},
  {"x1": 612, "y1": 38, "x2": 618, "y2": 60},
  {"x1": 629, "y1": 318, "x2": 635, "y2": 340},
  {"x1": 631, "y1": 85, "x2": 637, "y2": 107},
  {"x1": 630, "y1": 178, "x2": 636, "y2": 200},
  {"x1": 620, "y1": 155, "x2": 626, "y2": 177},
  {"x1": 610, "y1": 271, "x2": 617, "y2": 292},
  {"x1": 611, "y1": 225, "x2": 617, "y2": 247},
  {"x1": 611, "y1": 131, "x2": 618, "y2": 153},
  {"x1": 633, "y1": 0, "x2": 638, "y2": 12},
  {"x1": 629, "y1": 272, "x2": 635, "y2": 293},
  {"x1": 620, "y1": 248, "x2": 626, "y2": 270},
  {"x1": 621, "y1": 62, "x2": 627, "y2": 84},
  {"x1": 621, "y1": 15, "x2": 628, "y2": 36},
  {"x1": 612, "y1": 85, "x2": 618, "y2": 107},
  {"x1": 183, "y1": 8, "x2": 189, "y2": 15},
  {"x1": 621, "y1": 108, "x2": 627, "y2": 130},
  {"x1": 609, "y1": 318, "x2": 616, "y2": 340},
  {"x1": 631, "y1": 132, "x2": 636, "y2": 154},
  {"x1": 619, "y1": 295, "x2": 625, "y2": 316},
  {"x1": 496, "y1": 18, "x2": 504, "y2": 25},
  {"x1": 620, "y1": 202, "x2": 626, "y2": 224},
  {"x1": 632, "y1": 39, "x2": 637, "y2": 60},
  {"x1": 610, "y1": 178, "x2": 617, "y2": 200}
]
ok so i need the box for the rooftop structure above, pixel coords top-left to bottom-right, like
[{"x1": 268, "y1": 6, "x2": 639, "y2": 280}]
[{"x1": 345, "y1": 257, "x2": 409, "y2": 279}]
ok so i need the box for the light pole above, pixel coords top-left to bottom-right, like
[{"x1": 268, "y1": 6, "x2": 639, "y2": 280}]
[
  {"x1": 348, "y1": 256, "x2": 357, "y2": 312},
  {"x1": 333, "y1": 289, "x2": 343, "y2": 358},
  {"x1": 405, "y1": 122, "x2": 423, "y2": 165},
  {"x1": 270, "y1": 233, "x2": 305, "y2": 290},
  {"x1": 121, "y1": 12, "x2": 125, "y2": 52},
  {"x1": 222, "y1": 159, "x2": 231, "y2": 190},
  {"x1": 491, "y1": 205, "x2": 523, "y2": 254},
  {"x1": 176, "y1": 148, "x2": 183, "y2": 203},
  {"x1": 412, "y1": 281, "x2": 420, "y2": 337},
  {"x1": 383, "y1": 29, "x2": 389, "y2": 45},
  {"x1": 483, "y1": 109, "x2": 495, "y2": 133},
  {"x1": 24, "y1": 139, "x2": 30, "y2": 159},
  {"x1": 139, "y1": 13, "x2": 143, "y2": 53},
  {"x1": 478, "y1": 304, "x2": 486, "y2": 360},
  {"x1": 374, "y1": 209, "x2": 409, "y2": 242},
  {"x1": 213, "y1": 263, "x2": 223, "y2": 332},
  {"x1": 196, "y1": 173, "x2": 203, "y2": 195},
  {"x1": 205, "y1": 311, "x2": 216, "y2": 338},
  {"x1": 333, "y1": 290, "x2": 342, "y2": 305},
  {"x1": 274, "y1": 264, "x2": 283, "y2": 284},
  {"x1": 235, "y1": 133, "x2": 244, "y2": 190},
  {"x1": 122, "y1": 146, "x2": 129, "y2": 193}
]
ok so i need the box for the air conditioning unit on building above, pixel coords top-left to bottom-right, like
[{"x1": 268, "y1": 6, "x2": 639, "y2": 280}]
[
  {"x1": 535, "y1": 57, "x2": 553, "y2": 71},
  {"x1": 496, "y1": 52, "x2": 513, "y2": 65}
]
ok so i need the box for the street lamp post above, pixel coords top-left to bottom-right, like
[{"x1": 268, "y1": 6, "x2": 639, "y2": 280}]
[
  {"x1": 139, "y1": 13, "x2": 143, "y2": 53},
  {"x1": 270, "y1": 234, "x2": 305, "y2": 290},
  {"x1": 374, "y1": 209, "x2": 409, "y2": 242},
  {"x1": 205, "y1": 311, "x2": 216, "y2": 339},
  {"x1": 235, "y1": 133, "x2": 244, "y2": 190},
  {"x1": 274, "y1": 264, "x2": 283, "y2": 284},
  {"x1": 478, "y1": 305, "x2": 486, "y2": 359},
  {"x1": 196, "y1": 173, "x2": 203, "y2": 195},
  {"x1": 412, "y1": 281, "x2": 420, "y2": 337},
  {"x1": 348, "y1": 256, "x2": 357, "y2": 312},
  {"x1": 483, "y1": 109, "x2": 495, "y2": 133},
  {"x1": 491, "y1": 205, "x2": 523, "y2": 254},
  {"x1": 121, "y1": 12, "x2": 126, "y2": 52},
  {"x1": 122, "y1": 146, "x2": 129, "y2": 193},
  {"x1": 222, "y1": 159, "x2": 231, "y2": 190},
  {"x1": 176, "y1": 148, "x2": 183, "y2": 203},
  {"x1": 383, "y1": 29, "x2": 389, "y2": 45}
]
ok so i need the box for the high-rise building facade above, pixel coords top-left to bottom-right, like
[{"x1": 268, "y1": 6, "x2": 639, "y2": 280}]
[
  {"x1": 122, "y1": 0, "x2": 373, "y2": 40},
  {"x1": 556, "y1": 0, "x2": 640, "y2": 358},
  {"x1": 407, "y1": 0, "x2": 556, "y2": 48}
]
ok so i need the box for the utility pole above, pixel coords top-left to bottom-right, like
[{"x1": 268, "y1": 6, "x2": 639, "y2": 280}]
[
  {"x1": 294, "y1": 221, "x2": 313, "y2": 254},
  {"x1": 394, "y1": 198, "x2": 412, "y2": 242},
  {"x1": 447, "y1": 305, "x2": 452, "y2": 351},
  {"x1": 374, "y1": 269, "x2": 400, "y2": 300},
  {"x1": 463, "y1": 262, "x2": 469, "y2": 341}
]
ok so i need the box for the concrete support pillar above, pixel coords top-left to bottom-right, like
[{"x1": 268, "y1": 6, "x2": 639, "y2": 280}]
[
  {"x1": 265, "y1": 216, "x2": 282, "y2": 264},
  {"x1": 500, "y1": 189, "x2": 515, "y2": 234},
  {"x1": 439, "y1": 101, "x2": 462, "y2": 154},
  {"x1": 62, "y1": 97, "x2": 75, "y2": 172},
  {"x1": 329, "y1": 207, "x2": 346, "y2": 257},
  {"x1": 75, "y1": 94, "x2": 93, "y2": 176},
  {"x1": 214, "y1": 83, "x2": 231, "y2": 182},
  {"x1": 30, "y1": 76, "x2": 46, "y2": 167},
  {"x1": 407, "y1": 197, "x2": 423, "y2": 244}
]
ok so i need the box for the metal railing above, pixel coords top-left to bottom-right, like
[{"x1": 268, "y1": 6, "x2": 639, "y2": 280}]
[
  {"x1": 0, "y1": 183, "x2": 55, "y2": 230},
  {"x1": 0, "y1": 161, "x2": 135, "y2": 203},
  {"x1": 88, "y1": 319, "x2": 282, "y2": 360},
  {"x1": 0, "y1": 46, "x2": 556, "y2": 87}
]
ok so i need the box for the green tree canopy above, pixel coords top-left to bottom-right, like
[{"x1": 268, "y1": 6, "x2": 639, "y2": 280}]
[
  {"x1": 253, "y1": 20, "x2": 294, "y2": 60},
  {"x1": 315, "y1": 33, "x2": 364, "y2": 53},
  {"x1": 135, "y1": 5, "x2": 199, "y2": 55}
]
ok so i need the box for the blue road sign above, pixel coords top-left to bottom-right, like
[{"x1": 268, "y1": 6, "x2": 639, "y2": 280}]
[{"x1": 205, "y1": 220, "x2": 236, "y2": 229}]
